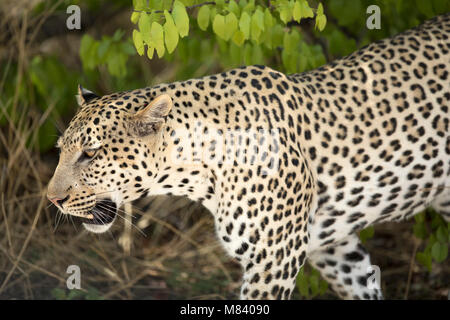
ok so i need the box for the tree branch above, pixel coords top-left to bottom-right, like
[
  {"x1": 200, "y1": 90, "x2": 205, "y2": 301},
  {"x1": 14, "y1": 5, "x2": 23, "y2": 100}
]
[{"x1": 133, "y1": 1, "x2": 217, "y2": 14}]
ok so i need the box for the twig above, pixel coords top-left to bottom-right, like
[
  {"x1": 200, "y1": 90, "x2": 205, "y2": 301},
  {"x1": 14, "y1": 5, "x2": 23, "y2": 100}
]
[
  {"x1": 1, "y1": 193, "x2": 12, "y2": 251},
  {"x1": 133, "y1": 1, "x2": 216, "y2": 14},
  {"x1": 0, "y1": 195, "x2": 45, "y2": 294},
  {"x1": 101, "y1": 270, "x2": 151, "y2": 299},
  {"x1": 404, "y1": 238, "x2": 420, "y2": 300},
  {"x1": 133, "y1": 206, "x2": 232, "y2": 281},
  {"x1": 28, "y1": 0, "x2": 65, "y2": 46}
]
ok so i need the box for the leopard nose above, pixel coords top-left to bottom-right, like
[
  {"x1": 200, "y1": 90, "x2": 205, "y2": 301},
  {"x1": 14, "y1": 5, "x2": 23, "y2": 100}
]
[{"x1": 48, "y1": 195, "x2": 70, "y2": 207}]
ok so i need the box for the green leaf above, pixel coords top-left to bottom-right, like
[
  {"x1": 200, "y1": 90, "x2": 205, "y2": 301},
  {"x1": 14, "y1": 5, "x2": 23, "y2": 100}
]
[
  {"x1": 298, "y1": 54, "x2": 308, "y2": 72},
  {"x1": 133, "y1": 0, "x2": 146, "y2": 10},
  {"x1": 264, "y1": 8, "x2": 274, "y2": 28},
  {"x1": 228, "y1": 0, "x2": 240, "y2": 16},
  {"x1": 139, "y1": 13, "x2": 152, "y2": 46},
  {"x1": 232, "y1": 30, "x2": 245, "y2": 46},
  {"x1": 262, "y1": 29, "x2": 273, "y2": 49},
  {"x1": 225, "y1": 12, "x2": 239, "y2": 41},
  {"x1": 436, "y1": 226, "x2": 448, "y2": 243},
  {"x1": 293, "y1": 1, "x2": 302, "y2": 22},
  {"x1": 279, "y1": 6, "x2": 292, "y2": 24},
  {"x1": 121, "y1": 41, "x2": 137, "y2": 55},
  {"x1": 79, "y1": 35, "x2": 99, "y2": 70},
  {"x1": 301, "y1": 0, "x2": 314, "y2": 18},
  {"x1": 131, "y1": 11, "x2": 140, "y2": 24},
  {"x1": 86, "y1": 287, "x2": 103, "y2": 300},
  {"x1": 427, "y1": 233, "x2": 437, "y2": 249},
  {"x1": 239, "y1": 12, "x2": 251, "y2": 40},
  {"x1": 253, "y1": 8, "x2": 264, "y2": 30},
  {"x1": 250, "y1": 10, "x2": 264, "y2": 42},
  {"x1": 132, "y1": 30, "x2": 145, "y2": 56},
  {"x1": 251, "y1": 43, "x2": 263, "y2": 64},
  {"x1": 242, "y1": 0, "x2": 255, "y2": 13},
  {"x1": 164, "y1": 11, "x2": 179, "y2": 54},
  {"x1": 283, "y1": 29, "x2": 300, "y2": 54},
  {"x1": 282, "y1": 49, "x2": 298, "y2": 73},
  {"x1": 151, "y1": 22, "x2": 165, "y2": 58},
  {"x1": 309, "y1": 269, "x2": 320, "y2": 296},
  {"x1": 415, "y1": 211, "x2": 425, "y2": 223},
  {"x1": 106, "y1": 46, "x2": 128, "y2": 77},
  {"x1": 197, "y1": 5, "x2": 210, "y2": 31},
  {"x1": 97, "y1": 39, "x2": 111, "y2": 62},
  {"x1": 112, "y1": 29, "x2": 124, "y2": 41},
  {"x1": 272, "y1": 24, "x2": 284, "y2": 48},
  {"x1": 209, "y1": 7, "x2": 217, "y2": 24},
  {"x1": 315, "y1": 3, "x2": 326, "y2": 31},
  {"x1": 296, "y1": 268, "x2": 310, "y2": 298},
  {"x1": 213, "y1": 14, "x2": 226, "y2": 40},
  {"x1": 317, "y1": 2, "x2": 324, "y2": 15},
  {"x1": 172, "y1": 0, "x2": 189, "y2": 37},
  {"x1": 359, "y1": 226, "x2": 375, "y2": 244},
  {"x1": 67, "y1": 289, "x2": 84, "y2": 300},
  {"x1": 316, "y1": 13, "x2": 327, "y2": 31},
  {"x1": 319, "y1": 277, "x2": 328, "y2": 295},
  {"x1": 229, "y1": 42, "x2": 242, "y2": 65},
  {"x1": 51, "y1": 288, "x2": 67, "y2": 300},
  {"x1": 416, "y1": 252, "x2": 432, "y2": 272},
  {"x1": 244, "y1": 43, "x2": 252, "y2": 65},
  {"x1": 328, "y1": 29, "x2": 356, "y2": 57},
  {"x1": 147, "y1": 46, "x2": 155, "y2": 59},
  {"x1": 413, "y1": 221, "x2": 427, "y2": 239},
  {"x1": 430, "y1": 209, "x2": 444, "y2": 229},
  {"x1": 431, "y1": 242, "x2": 448, "y2": 263}
]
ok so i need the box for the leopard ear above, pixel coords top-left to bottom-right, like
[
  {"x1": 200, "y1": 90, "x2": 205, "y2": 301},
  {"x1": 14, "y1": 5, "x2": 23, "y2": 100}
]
[
  {"x1": 135, "y1": 94, "x2": 172, "y2": 119},
  {"x1": 76, "y1": 84, "x2": 99, "y2": 106},
  {"x1": 129, "y1": 94, "x2": 172, "y2": 137}
]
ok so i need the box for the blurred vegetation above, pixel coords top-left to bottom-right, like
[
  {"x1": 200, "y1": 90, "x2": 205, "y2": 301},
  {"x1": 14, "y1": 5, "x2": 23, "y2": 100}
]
[{"x1": 0, "y1": 0, "x2": 449, "y2": 299}]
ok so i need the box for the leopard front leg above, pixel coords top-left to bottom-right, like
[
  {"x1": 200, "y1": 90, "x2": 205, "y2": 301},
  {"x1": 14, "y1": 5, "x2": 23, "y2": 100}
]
[
  {"x1": 213, "y1": 146, "x2": 317, "y2": 299},
  {"x1": 215, "y1": 198, "x2": 314, "y2": 300},
  {"x1": 308, "y1": 234, "x2": 383, "y2": 300},
  {"x1": 238, "y1": 243, "x2": 308, "y2": 300}
]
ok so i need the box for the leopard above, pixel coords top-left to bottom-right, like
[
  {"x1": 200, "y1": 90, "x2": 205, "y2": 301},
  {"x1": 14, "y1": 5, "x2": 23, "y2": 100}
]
[{"x1": 47, "y1": 14, "x2": 450, "y2": 300}]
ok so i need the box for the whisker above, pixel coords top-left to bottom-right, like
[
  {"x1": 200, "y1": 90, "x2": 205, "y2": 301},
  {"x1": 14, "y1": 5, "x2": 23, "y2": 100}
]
[
  {"x1": 98, "y1": 202, "x2": 138, "y2": 219},
  {"x1": 68, "y1": 215, "x2": 78, "y2": 232},
  {"x1": 93, "y1": 190, "x2": 119, "y2": 197},
  {"x1": 92, "y1": 208, "x2": 108, "y2": 225},
  {"x1": 96, "y1": 204, "x2": 146, "y2": 236},
  {"x1": 97, "y1": 201, "x2": 140, "y2": 219},
  {"x1": 53, "y1": 210, "x2": 64, "y2": 233}
]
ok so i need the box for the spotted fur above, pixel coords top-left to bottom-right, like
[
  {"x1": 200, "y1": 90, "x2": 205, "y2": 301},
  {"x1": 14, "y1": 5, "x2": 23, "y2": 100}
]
[{"x1": 48, "y1": 14, "x2": 450, "y2": 299}]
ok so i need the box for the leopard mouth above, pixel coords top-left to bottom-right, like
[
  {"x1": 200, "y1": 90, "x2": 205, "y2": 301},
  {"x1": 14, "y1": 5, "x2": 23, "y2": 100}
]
[{"x1": 80, "y1": 198, "x2": 117, "y2": 226}]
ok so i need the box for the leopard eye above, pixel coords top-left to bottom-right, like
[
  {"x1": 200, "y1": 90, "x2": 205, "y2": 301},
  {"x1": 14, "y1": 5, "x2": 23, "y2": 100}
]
[
  {"x1": 78, "y1": 148, "x2": 99, "y2": 163},
  {"x1": 84, "y1": 150, "x2": 96, "y2": 158}
]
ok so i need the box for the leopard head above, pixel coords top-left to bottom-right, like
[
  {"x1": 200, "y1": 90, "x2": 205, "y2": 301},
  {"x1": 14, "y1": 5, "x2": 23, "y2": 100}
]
[{"x1": 47, "y1": 85, "x2": 172, "y2": 233}]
